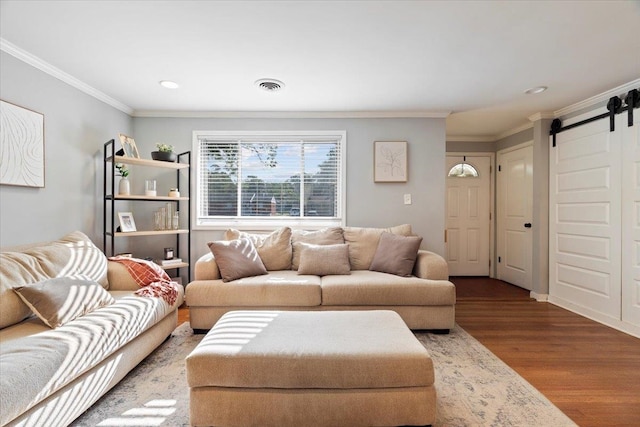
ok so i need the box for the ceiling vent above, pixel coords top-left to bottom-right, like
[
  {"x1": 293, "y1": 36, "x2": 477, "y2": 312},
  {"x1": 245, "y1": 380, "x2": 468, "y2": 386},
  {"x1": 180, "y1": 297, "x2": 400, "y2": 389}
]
[{"x1": 255, "y1": 78, "x2": 285, "y2": 92}]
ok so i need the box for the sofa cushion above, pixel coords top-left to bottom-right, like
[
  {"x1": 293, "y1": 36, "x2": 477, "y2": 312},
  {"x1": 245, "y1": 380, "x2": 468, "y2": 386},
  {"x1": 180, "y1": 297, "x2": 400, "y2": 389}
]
[
  {"x1": 342, "y1": 224, "x2": 412, "y2": 270},
  {"x1": 224, "y1": 227, "x2": 292, "y2": 270},
  {"x1": 0, "y1": 288, "x2": 183, "y2": 426},
  {"x1": 321, "y1": 270, "x2": 456, "y2": 306},
  {"x1": 0, "y1": 231, "x2": 108, "y2": 329},
  {"x1": 291, "y1": 227, "x2": 344, "y2": 270},
  {"x1": 186, "y1": 310, "x2": 433, "y2": 390},
  {"x1": 297, "y1": 243, "x2": 351, "y2": 276},
  {"x1": 13, "y1": 277, "x2": 115, "y2": 328},
  {"x1": 208, "y1": 238, "x2": 268, "y2": 282},
  {"x1": 186, "y1": 271, "x2": 322, "y2": 307},
  {"x1": 369, "y1": 232, "x2": 423, "y2": 277}
]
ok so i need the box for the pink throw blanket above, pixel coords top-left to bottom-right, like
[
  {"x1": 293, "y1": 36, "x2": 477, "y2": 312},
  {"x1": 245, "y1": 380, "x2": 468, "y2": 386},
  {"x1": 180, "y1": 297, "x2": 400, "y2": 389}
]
[{"x1": 108, "y1": 256, "x2": 179, "y2": 306}]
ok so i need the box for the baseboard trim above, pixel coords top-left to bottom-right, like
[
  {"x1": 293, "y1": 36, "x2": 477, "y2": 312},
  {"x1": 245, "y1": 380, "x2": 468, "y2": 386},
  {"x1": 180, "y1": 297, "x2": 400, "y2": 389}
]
[
  {"x1": 548, "y1": 295, "x2": 640, "y2": 339},
  {"x1": 530, "y1": 291, "x2": 548, "y2": 302}
]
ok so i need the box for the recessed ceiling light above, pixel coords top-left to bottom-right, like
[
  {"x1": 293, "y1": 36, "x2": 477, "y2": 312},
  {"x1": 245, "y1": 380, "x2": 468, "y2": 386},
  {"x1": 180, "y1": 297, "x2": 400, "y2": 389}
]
[
  {"x1": 255, "y1": 78, "x2": 285, "y2": 92},
  {"x1": 159, "y1": 80, "x2": 180, "y2": 89},
  {"x1": 525, "y1": 86, "x2": 548, "y2": 95}
]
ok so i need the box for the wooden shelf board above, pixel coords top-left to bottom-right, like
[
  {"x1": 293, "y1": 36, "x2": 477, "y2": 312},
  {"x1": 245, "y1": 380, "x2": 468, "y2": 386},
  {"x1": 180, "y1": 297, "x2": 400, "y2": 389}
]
[
  {"x1": 107, "y1": 155, "x2": 189, "y2": 170},
  {"x1": 110, "y1": 195, "x2": 189, "y2": 201},
  {"x1": 159, "y1": 262, "x2": 189, "y2": 270},
  {"x1": 115, "y1": 229, "x2": 189, "y2": 237}
]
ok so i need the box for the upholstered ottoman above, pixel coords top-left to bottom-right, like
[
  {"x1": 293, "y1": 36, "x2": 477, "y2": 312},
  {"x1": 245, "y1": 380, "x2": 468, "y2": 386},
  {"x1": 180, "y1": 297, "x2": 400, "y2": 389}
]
[{"x1": 186, "y1": 310, "x2": 436, "y2": 427}]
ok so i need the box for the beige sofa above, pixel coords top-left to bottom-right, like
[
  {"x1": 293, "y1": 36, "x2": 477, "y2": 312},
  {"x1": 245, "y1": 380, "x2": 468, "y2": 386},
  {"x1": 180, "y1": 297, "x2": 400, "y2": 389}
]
[
  {"x1": 186, "y1": 225, "x2": 455, "y2": 331},
  {"x1": 0, "y1": 231, "x2": 184, "y2": 427}
]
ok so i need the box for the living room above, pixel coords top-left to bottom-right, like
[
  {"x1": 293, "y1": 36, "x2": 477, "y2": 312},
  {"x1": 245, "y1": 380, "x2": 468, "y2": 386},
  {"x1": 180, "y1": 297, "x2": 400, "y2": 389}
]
[{"x1": 1, "y1": 1, "x2": 639, "y2": 426}]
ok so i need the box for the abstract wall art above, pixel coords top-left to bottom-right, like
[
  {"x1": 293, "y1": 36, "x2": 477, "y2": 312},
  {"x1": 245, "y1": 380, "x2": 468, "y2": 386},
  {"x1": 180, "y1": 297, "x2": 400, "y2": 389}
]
[{"x1": 0, "y1": 100, "x2": 45, "y2": 187}]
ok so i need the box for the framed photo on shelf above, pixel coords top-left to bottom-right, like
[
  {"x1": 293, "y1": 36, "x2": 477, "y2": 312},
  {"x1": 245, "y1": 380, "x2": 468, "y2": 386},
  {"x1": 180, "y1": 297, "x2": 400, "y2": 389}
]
[
  {"x1": 374, "y1": 141, "x2": 408, "y2": 182},
  {"x1": 118, "y1": 133, "x2": 140, "y2": 158},
  {"x1": 117, "y1": 212, "x2": 137, "y2": 232}
]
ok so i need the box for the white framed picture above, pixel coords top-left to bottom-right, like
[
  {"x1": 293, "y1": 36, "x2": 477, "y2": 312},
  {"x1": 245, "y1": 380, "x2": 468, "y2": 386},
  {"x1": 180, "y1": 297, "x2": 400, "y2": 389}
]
[
  {"x1": 374, "y1": 141, "x2": 407, "y2": 182},
  {"x1": 118, "y1": 211, "x2": 137, "y2": 232}
]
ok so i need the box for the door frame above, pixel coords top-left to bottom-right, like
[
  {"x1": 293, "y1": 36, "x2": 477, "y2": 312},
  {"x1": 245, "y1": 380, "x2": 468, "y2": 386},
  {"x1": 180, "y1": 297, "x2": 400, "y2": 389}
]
[
  {"x1": 446, "y1": 152, "x2": 496, "y2": 278},
  {"x1": 496, "y1": 140, "x2": 533, "y2": 287}
]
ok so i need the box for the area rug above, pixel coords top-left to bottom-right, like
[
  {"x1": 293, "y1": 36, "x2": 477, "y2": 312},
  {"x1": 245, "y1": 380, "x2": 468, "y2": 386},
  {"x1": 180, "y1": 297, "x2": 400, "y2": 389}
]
[{"x1": 72, "y1": 323, "x2": 577, "y2": 427}]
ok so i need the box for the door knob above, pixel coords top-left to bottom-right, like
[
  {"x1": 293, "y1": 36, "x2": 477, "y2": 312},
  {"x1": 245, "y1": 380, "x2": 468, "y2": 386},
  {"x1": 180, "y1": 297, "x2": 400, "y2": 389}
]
[{"x1": 524, "y1": 223, "x2": 532, "y2": 228}]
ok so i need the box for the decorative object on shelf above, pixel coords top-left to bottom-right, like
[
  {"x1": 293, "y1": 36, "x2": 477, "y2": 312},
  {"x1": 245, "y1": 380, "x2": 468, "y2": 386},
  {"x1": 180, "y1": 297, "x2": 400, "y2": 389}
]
[
  {"x1": 168, "y1": 188, "x2": 180, "y2": 198},
  {"x1": 145, "y1": 179, "x2": 157, "y2": 196},
  {"x1": 118, "y1": 133, "x2": 140, "y2": 158},
  {"x1": 151, "y1": 143, "x2": 177, "y2": 162},
  {"x1": 173, "y1": 212, "x2": 179, "y2": 230},
  {"x1": 0, "y1": 100, "x2": 45, "y2": 188},
  {"x1": 374, "y1": 141, "x2": 408, "y2": 183},
  {"x1": 164, "y1": 247, "x2": 174, "y2": 260},
  {"x1": 115, "y1": 163, "x2": 130, "y2": 195},
  {"x1": 117, "y1": 212, "x2": 137, "y2": 232}
]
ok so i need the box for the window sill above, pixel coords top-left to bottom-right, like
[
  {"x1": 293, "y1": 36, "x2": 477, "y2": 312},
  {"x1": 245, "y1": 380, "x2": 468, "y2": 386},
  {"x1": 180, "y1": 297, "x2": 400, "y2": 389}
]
[{"x1": 194, "y1": 218, "x2": 345, "y2": 231}]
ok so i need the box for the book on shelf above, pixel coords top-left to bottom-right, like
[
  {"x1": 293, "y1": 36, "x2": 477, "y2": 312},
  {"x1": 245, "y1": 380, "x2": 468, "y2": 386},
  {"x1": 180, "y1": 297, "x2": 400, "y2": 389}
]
[{"x1": 156, "y1": 258, "x2": 183, "y2": 266}]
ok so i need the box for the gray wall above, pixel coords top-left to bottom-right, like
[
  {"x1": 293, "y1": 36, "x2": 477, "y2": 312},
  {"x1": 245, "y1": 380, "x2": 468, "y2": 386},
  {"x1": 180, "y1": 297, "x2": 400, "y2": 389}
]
[
  {"x1": 495, "y1": 127, "x2": 534, "y2": 151},
  {"x1": 132, "y1": 117, "x2": 447, "y2": 262},
  {"x1": 0, "y1": 52, "x2": 132, "y2": 247}
]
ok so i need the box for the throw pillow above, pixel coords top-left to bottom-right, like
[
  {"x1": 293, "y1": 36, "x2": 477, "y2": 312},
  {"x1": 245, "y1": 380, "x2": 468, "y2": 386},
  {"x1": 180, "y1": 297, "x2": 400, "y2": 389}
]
[
  {"x1": 291, "y1": 227, "x2": 344, "y2": 270},
  {"x1": 12, "y1": 277, "x2": 115, "y2": 328},
  {"x1": 207, "y1": 238, "x2": 268, "y2": 282},
  {"x1": 369, "y1": 232, "x2": 423, "y2": 277},
  {"x1": 343, "y1": 224, "x2": 413, "y2": 270},
  {"x1": 224, "y1": 227, "x2": 292, "y2": 270},
  {"x1": 296, "y1": 243, "x2": 351, "y2": 276}
]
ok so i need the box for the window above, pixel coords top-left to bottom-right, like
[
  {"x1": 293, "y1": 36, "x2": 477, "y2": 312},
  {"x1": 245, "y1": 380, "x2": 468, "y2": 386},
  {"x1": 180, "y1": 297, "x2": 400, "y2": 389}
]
[
  {"x1": 194, "y1": 131, "x2": 346, "y2": 229},
  {"x1": 448, "y1": 163, "x2": 479, "y2": 178}
]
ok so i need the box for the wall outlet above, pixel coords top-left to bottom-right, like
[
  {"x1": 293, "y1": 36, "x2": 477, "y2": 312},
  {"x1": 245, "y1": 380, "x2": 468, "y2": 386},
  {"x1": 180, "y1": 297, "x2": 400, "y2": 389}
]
[{"x1": 404, "y1": 193, "x2": 412, "y2": 205}]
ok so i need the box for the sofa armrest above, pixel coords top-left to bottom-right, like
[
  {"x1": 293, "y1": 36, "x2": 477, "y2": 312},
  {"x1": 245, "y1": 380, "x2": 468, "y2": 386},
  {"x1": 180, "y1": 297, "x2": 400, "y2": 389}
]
[
  {"x1": 107, "y1": 261, "x2": 140, "y2": 291},
  {"x1": 413, "y1": 250, "x2": 449, "y2": 280},
  {"x1": 194, "y1": 252, "x2": 221, "y2": 281}
]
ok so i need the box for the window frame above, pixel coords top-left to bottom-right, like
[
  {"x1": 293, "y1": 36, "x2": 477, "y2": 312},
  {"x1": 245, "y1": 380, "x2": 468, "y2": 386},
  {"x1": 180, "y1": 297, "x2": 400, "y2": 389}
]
[{"x1": 193, "y1": 130, "x2": 347, "y2": 230}]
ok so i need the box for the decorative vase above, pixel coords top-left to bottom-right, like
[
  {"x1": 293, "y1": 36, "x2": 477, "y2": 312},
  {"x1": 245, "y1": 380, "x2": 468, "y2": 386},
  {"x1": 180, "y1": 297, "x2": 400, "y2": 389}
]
[
  {"x1": 118, "y1": 177, "x2": 130, "y2": 195},
  {"x1": 151, "y1": 151, "x2": 177, "y2": 162}
]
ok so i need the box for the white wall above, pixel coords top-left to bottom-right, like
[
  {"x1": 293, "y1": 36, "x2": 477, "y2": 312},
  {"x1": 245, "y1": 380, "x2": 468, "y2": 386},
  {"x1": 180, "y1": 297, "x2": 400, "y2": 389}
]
[
  {"x1": 132, "y1": 117, "x2": 447, "y2": 262},
  {"x1": 0, "y1": 52, "x2": 132, "y2": 247}
]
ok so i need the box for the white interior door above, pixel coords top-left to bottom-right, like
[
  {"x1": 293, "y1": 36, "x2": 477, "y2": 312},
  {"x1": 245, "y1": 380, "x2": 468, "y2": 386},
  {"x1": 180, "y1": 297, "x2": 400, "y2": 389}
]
[
  {"x1": 622, "y1": 111, "x2": 640, "y2": 326},
  {"x1": 497, "y1": 144, "x2": 533, "y2": 290},
  {"x1": 445, "y1": 155, "x2": 491, "y2": 276},
  {"x1": 549, "y1": 118, "x2": 621, "y2": 319}
]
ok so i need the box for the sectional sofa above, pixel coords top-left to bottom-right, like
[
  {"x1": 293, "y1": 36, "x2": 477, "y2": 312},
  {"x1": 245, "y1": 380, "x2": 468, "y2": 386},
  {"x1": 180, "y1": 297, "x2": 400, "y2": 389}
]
[
  {"x1": 0, "y1": 231, "x2": 184, "y2": 427},
  {"x1": 186, "y1": 225, "x2": 456, "y2": 331}
]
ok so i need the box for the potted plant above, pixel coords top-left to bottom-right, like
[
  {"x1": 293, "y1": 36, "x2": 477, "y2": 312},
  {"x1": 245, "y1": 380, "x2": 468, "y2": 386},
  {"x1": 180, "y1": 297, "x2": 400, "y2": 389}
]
[
  {"x1": 115, "y1": 163, "x2": 130, "y2": 195},
  {"x1": 151, "y1": 143, "x2": 177, "y2": 162}
]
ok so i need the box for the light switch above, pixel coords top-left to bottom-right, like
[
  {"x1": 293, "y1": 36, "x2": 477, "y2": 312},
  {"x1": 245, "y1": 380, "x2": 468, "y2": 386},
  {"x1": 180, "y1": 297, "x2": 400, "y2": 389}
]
[{"x1": 404, "y1": 193, "x2": 412, "y2": 205}]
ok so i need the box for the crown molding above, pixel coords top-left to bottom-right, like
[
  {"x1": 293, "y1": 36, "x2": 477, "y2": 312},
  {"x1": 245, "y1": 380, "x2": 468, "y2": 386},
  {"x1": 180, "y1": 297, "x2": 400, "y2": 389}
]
[
  {"x1": 446, "y1": 135, "x2": 495, "y2": 143},
  {"x1": 1, "y1": 38, "x2": 133, "y2": 115},
  {"x1": 496, "y1": 122, "x2": 534, "y2": 140},
  {"x1": 554, "y1": 78, "x2": 640, "y2": 118},
  {"x1": 527, "y1": 112, "x2": 555, "y2": 122},
  {"x1": 132, "y1": 110, "x2": 451, "y2": 119}
]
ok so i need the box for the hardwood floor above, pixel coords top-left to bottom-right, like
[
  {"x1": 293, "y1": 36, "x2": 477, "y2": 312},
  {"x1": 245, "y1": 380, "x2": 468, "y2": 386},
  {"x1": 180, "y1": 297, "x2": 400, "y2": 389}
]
[
  {"x1": 453, "y1": 276, "x2": 640, "y2": 427},
  {"x1": 178, "y1": 278, "x2": 640, "y2": 426}
]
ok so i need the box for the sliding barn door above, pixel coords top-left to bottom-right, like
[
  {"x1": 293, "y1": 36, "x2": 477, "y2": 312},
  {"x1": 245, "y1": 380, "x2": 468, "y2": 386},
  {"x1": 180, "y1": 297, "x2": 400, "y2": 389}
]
[
  {"x1": 549, "y1": 118, "x2": 622, "y2": 320},
  {"x1": 622, "y1": 112, "x2": 640, "y2": 326}
]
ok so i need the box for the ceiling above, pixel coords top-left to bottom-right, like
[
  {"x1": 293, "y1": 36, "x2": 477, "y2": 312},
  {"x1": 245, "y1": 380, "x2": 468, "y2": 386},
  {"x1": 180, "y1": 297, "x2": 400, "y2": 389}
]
[{"x1": 1, "y1": 1, "x2": 639, "y2": 140}]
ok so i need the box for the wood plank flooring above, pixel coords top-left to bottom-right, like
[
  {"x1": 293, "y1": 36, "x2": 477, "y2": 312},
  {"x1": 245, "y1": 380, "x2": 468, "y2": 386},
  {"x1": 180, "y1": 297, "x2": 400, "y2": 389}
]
[
  {"x1": 178, "y1": 277, "x2": 640, "y2": 426},
  {"x1": 453, "y1": 276, "x2": 640, "y2": 427}
]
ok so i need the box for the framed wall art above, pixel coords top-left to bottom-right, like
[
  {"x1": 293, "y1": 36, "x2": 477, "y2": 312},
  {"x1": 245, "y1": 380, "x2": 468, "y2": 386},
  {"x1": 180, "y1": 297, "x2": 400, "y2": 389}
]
[
  {"x1": 0, "y1": 100, "x2": 45, "y2": 187},
  {"x1": 118, "y1": 133, "x2": 140, "y2": 158},
  {"x1": 374, "y1": 141, "x2": 407, "y2": 182}
]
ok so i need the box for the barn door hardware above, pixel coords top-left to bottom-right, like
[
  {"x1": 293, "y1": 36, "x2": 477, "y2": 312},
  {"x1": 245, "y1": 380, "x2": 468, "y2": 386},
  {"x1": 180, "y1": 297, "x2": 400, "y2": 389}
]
[{"x1": 625, "y1": 89, "x2": 639, "y2": 127}]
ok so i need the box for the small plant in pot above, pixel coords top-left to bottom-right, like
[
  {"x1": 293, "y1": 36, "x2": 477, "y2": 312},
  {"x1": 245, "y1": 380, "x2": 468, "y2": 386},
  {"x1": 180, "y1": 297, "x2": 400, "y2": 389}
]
[{"x1": 152, "y1": 143, "x2": 177, "y2": 162}]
